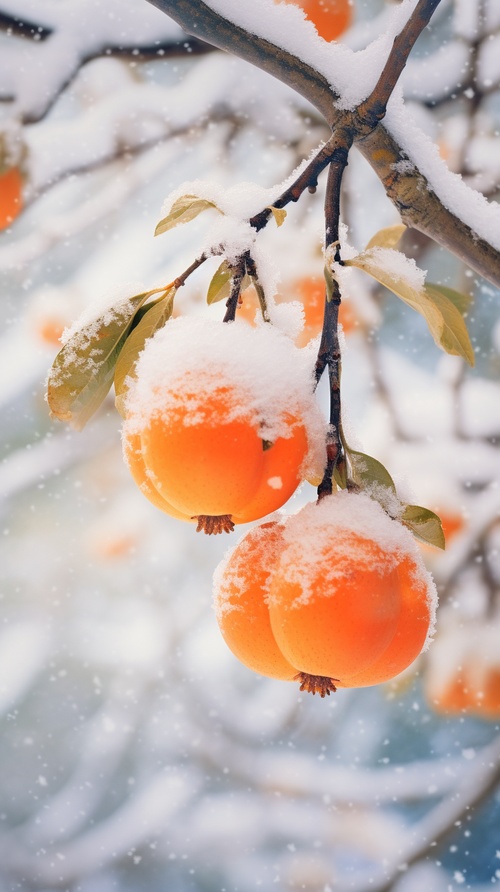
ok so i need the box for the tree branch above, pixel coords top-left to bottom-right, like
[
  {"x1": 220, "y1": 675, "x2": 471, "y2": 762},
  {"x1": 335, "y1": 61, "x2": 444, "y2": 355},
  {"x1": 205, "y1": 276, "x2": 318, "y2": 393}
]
[
  {"x1": 356, "y1": 0, "x2": 442, "y2": 127},
  {"x1": 145, "y1": 0, "x2": 500, "y2": 288}
]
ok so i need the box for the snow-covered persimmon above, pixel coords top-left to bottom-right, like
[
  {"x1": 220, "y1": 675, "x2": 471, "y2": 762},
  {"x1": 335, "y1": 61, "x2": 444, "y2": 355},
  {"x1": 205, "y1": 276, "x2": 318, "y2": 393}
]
[
  {"x1": 0, "y1": 166, "x2": 23, "y2": 230},
  {"x1": 122, "y1": 317, "x2": 325, "y2": 533},
  {"x1": 276, "y1": 0, "x2": 352, "y2": 42},
  {"x1": 214, "y1": 492, "x2": 436, "y2": 694}
]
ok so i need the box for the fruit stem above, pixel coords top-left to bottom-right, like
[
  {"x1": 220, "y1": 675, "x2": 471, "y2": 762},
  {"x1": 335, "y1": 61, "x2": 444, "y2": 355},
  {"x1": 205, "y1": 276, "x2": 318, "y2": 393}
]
[
  {"x1": 294, "y1": 672, "x2": 339, "y2": 697},
  {"x1": 194, "y1": 515, "x2": 235, "y2": 534}
]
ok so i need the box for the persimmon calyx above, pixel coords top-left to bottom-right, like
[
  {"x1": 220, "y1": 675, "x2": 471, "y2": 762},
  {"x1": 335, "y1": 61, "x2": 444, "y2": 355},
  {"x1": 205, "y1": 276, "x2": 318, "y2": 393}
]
[
  {"x1": 194, "y1": 514, "x2": 235, "y2": 535},
  {"x1": 294, "y1": 672, "x2": 339, "y2": 697}
]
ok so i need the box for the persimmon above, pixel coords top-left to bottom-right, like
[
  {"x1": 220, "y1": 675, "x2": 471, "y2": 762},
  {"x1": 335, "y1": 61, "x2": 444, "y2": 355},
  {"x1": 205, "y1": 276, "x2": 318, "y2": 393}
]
[
  {"x1": 237, "y1": 277, "x2": 356, "y2": 347},
  {"x1": 123, "y1": 430, "x2": 196, "y2": 522},
  {"x1": 438, "y1": 510, "x2": 465, "y2": 542},
  {"x1": 35, "y1": 316, "x2": 67, "y2": 347},
  {"x1": 214, "y1": 492, "x2": 436, "y2": 694},
  {"x1": 276, "y1": 0, "x2": 352, "y2": 42},
  {"x1": 425, "y1": 622, "x2": 500, "y2": 719},
  {"x1": 122, "y1": 317, "x2": 324, "y2": 533},
  {"x1": 293, "y1": 276, "x2": 356, "y2": 346},
  {"x1": 0, "y1": 166, "x2": 23, "y2": 230},
  {"x1": 214, "y1": 521, "x2": 297, "y2": 680}
]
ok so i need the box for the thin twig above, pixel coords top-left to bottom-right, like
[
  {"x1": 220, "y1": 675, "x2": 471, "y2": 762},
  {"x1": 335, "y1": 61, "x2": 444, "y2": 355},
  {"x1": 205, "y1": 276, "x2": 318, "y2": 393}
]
[
  {"x1": 356, "y1": 0, "x2": 443, "y2": 130},
  {"x1": 249, "y1": 132, "x2": 348, "y2": 232},
  {"x1": 316, "y1": 147, "x2": 350, "y2": 500}
]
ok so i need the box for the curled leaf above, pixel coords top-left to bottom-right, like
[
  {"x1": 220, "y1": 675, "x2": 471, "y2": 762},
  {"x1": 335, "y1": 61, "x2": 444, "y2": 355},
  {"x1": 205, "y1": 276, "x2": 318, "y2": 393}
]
[
  {"x1": 365, "y1": 224, "x2": 406, "y2": 251},
  {"x1": 402, "y1": 504, "x2": 445, "y2": 550},
  {"x1": 155, "y1": 194, "x2": 221, "y2": 236},
  {"x1": 47, "y1": 292, "x2": 151, "y2": 430},
  {"x1": 345, "y1": 249, "x2": 474, "y2": 365},
  {"x1": 114, "y1": 288, "x2": 176, "y2": 417},
  {"x1": 267, "y1": 206, "x2": 287, "y2": 227}
]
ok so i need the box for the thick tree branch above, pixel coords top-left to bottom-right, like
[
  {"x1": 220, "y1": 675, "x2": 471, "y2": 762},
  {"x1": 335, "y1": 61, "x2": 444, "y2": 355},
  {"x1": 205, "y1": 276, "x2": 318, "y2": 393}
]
[{"x1": 145, "y1": 0, "x2": 500, "y2": 288}]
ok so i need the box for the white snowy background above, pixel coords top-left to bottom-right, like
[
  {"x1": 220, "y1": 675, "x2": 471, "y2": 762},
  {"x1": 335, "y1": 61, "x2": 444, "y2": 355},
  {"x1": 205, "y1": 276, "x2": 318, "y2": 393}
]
[{"x1": 0, "y1": 1, "x2": 499, "y2": 890}]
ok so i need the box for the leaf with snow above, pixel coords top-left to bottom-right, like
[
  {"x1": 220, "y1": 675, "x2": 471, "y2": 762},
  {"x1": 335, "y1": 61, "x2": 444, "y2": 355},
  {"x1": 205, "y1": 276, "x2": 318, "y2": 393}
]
[
  {"x1": 267, "y1": 206, "x2": 287, "y2": 227},
  {"x1": 345, "y1": 249, "x2": 474, "y2": 365},
  {"x1": 348, "y1": 449, "x2": 397, "y2": 494},
  {"x1": 155, "y1": 194, "x2": 222, "y2": 236},
  {"x1": 402, "y1": 504, "x2": 445, "y2": 550},
  {"x1": 114, "y1": 289, "x2": 176, "y2": 417},
  {"x1": 365, "y1": 224, "x2": 406, "y2": 251},
  {"x1": 47, "y1": 292, "x2": 151, "y2": 430}
]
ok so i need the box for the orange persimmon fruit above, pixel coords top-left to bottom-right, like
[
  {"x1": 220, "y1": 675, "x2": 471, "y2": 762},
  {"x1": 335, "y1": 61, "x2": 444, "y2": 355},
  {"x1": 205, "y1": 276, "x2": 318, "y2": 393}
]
[
  {"x1": 0, "y1": 166, "x2": 23, "y2": 230},
  {"x1": 276, "y1": 0, "x2": 352, "y2": 41},
  {"x1": 293, "y1": 276, "x2": 357, "y2": 346},
  {"x1": 124, "y1": 397, "x2": 308, "y2": 532},
  {"x1": 237, "y1": 277, "x2": 356, "y2": 346},
  {"x1": 122, "y1": 318, "x2": 322, "y2": 533},
  {"x1": 425, "y1": 623, "x2": 500, "y2": 719},
  {"x1": 214, "y1": 493, "x2": 436, "y2": 693},
  {"x1": 214, "y1": 521, "x2": 297, "y2": 680}
]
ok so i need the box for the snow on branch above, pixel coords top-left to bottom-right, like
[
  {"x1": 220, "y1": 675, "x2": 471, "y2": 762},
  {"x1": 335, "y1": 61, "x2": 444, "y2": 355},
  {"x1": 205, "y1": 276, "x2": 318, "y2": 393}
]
[
  {"x1": 146, "y1": 0, "x2": 500, "y2": 287},
  {"x1": 0, "y1": 0, "x2": 208, "y2": 122}
]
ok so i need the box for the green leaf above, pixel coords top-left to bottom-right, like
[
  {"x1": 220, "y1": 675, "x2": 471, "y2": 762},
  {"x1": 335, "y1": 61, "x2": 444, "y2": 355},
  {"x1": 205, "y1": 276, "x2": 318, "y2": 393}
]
[
  {"x1": 155, "y1": 194, "x2": 221, "y2": 236},
  {"x1": 402, "y1": 504, "x2": 445, "y2": 550},
  {"x1": 345, "y1": 249, "x2": 474, "y2": 365},
  {"x1": 207, "y1": 261, "x2": 232, "y2": 305},
  {"x1": 207, "y1": 262, "x2": 254, "y2": 308},
  {"x1": 47, "y1": 292, "x2": 151, "y2": 430},
  {"x1": 267, "y1": 206, "x2": 287, "y2": 227},
  {"x1": 348, "y1": 449, "x2": 396, "y2": 493},
  {"x1": 114, "y1": 289, "x2": 176, "y2": 417},
  {"x1": 365, "y1": 224, "x2": 406, "y2": 251}
]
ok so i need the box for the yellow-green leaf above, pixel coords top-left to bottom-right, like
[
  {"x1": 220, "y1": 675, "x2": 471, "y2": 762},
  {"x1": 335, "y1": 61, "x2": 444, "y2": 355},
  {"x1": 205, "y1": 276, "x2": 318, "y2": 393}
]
[
  {"x1": 424, "y1": 285, "x2": 475, "y2": 366},
  {"x1": 268, "y1": 206, "x2": 287, "y2": 227},
  {"x1": 402, "y1": 504, "x2": 445, "y2": 549},
  {"x1": 349, "y1": 449, "x2": 396, "y2": 493},
  {"x1": 346, "y1": 249, "x2": 474, "y2": 365},
  {"x1": 47, "y1": 292, "x2": 151, "y2": 430},
  {"x1": 426, "y1": 283, "x2": 472, "y2": 316},
  {"x1": 114, "y1": 289, "x2": 176, "y2": 417},
  {"x1": 155, "y1": 194, "x2": 221, "y2": 236},
  {"x1": 365, "y1": 224, "x2": 406, "y2": 251},
  {"x1": 207, "y1": 261, "x2": 232, "y2": 305}
]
